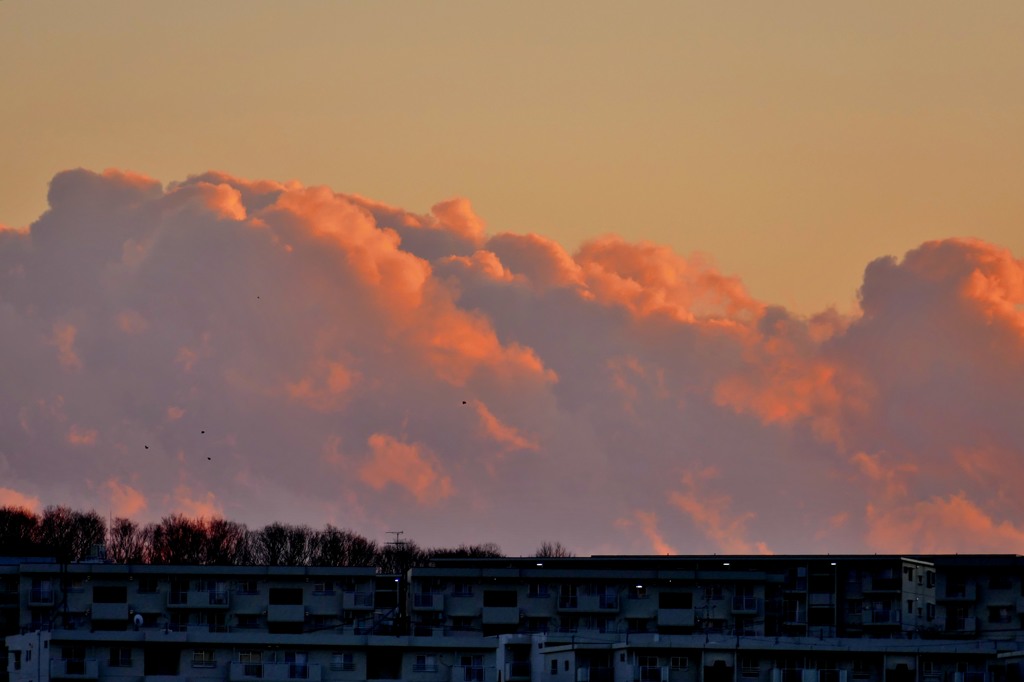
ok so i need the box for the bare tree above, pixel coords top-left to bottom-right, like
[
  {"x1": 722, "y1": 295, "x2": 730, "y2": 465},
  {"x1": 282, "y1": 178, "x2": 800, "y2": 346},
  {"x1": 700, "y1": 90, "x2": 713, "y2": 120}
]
[
  {"x1": 0, "y1": 506, "x2": 39, "y2": 554},
  {"x1": 106, "y1": 517, "x2": 146, "y2": 563},
  {"x1": 535, "y1": 541, "x2": 574, "y2": 558},
  {"x1": 35, "y1": 506, "x2": 106, "y2": 561},
  {"x1": 430, "y1": 543, "x2": 504, "y2": 558},
  {"x1": 206, "y1": 518, "x2": 248, "y2": 565},
  {"x1": 148, "y1": 515, "x2": 209, "y2": 564},
  {"x1": 252, "y1": 523, "x2": 313, "y2": 566},
  {"x1": 311, "y1": 525, "x2": 379, "y2": 566}
]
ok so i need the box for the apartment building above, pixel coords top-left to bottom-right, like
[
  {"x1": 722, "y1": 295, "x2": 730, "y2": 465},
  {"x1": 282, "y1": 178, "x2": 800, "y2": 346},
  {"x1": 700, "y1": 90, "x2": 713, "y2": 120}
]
[{"x1": 5, "y1": 555, "x2": 1024, "y2": 682}]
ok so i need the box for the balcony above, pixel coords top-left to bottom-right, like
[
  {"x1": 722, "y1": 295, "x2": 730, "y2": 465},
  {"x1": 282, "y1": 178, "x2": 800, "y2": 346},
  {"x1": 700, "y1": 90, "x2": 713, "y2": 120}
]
[
  {"x1": 577, "y1": 667, "x2": 613, "y2": 682},
  {"x1": 267, "y1": 604, "x2": 306, "y2": 623},
  {"x1": 451, "y1": 665, "x2": 494, "y2": 682},
  {"x1": 167, "y1": 589, "x2": 230, "y2": 609},
  {"x1": 50, "y1": 659, "x2": 99, "y2": 680},
  {"x1": 413, "y1": 593, "x2": 444, "y2": 610},
  {"x1": 30, "y1": 587, "x2": 55, "y2": 605},
  {"x1": 505, "y1": 661, "x2": 531, "y2": 681},
  {"x1": 559, "y1": 594, "x2": 619, "y2": 612},
  {"x1": 91, "y1": 603, "x2": 130, "y2": 620},
  {"x1": 482, "y1": 606, "x2": 520, "y2": 625},
  {"x1": 732, "y1": 596, "x2": 760, "y2": 614},
  {"x1": 865, "y1": 577, "x2": 901, "y2": 593},
  {"x1": 939, "y1": 584, "x2": 977, "y2": 602},
  {"x1": 636, "y1": 665, "x2": 669, "y2": 682},
  {"x1": 656, "y1": 608, "x2": 695, "y2": 627},
  {"x1": 865, "y1": 609, "x2": 901, "y2": 625},
  {"x1": 342, "y1": 591, "x2": 374, "y2": 610},
  {"x1": 229, "y1": 662, "x2": 323, "y2": 681},
  {"x1": 946, "y1": 616, "x2": 977, "y2": 633}
]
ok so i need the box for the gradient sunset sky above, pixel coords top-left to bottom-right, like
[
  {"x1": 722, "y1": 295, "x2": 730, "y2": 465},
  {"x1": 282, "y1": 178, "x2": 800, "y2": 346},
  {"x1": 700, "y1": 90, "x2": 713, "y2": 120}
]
[{"x1": 1, "y1": 2, "x2": 1023, "y2": 556}]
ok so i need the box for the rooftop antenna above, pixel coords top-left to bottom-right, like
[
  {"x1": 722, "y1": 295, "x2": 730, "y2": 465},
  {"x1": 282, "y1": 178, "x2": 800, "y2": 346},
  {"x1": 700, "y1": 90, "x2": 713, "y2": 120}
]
[{"x1": 386, "y1": 531, "x2": 405, "y2": 546}]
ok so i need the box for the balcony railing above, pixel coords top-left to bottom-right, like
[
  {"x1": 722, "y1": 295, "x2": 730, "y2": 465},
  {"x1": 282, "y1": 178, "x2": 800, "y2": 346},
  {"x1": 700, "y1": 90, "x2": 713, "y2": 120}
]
[
  {"x1": 50, "y1": 659, "x2": 99, "y2": 679},
  {"x1": 229, "y1": 662, "x2": 322, "y2": 681},
  {"x1": 451, "y1": 665, "x2": 493, "y2": 682},
  {"x1": 636, "y1": 665, "x2": 669, "y2": 682},
  {"x1": 167, "y1": 590, "x2": 230, "y2": 608},
  {"x1": 866, "y1": 609, "x2": 901, "y2": 625},
  {"x1": 733, "y1": 596, "x2": 759, "y2": 613},
  {"x1": 414, "y1": 593, "x2": 442, "y2": 610},
  {"x1": 30, "y1": 587, "x2": 55, "y2": 605},
  {"x1": 342, "y1": 591, "x2": 374, "y2": 609}
]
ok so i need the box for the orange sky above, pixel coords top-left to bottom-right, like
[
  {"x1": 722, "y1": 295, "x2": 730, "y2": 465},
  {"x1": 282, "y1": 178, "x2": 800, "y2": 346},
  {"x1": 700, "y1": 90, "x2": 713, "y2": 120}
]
[{"x1": 1, "y1": 1, "x2": 1021, "y2": 314}]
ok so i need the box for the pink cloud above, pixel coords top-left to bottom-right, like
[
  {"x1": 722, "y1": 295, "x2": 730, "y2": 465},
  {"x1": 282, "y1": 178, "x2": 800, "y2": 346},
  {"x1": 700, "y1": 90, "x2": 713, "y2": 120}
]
[
  {"x1": 668, "y1": 468, "x2": 767, "y2": 554},
  {"x1": 105, "y1": 478, "x2": 148, "y2": 517},
  {"x1": 170, "y1": 486, "x2": 224, "y2": 519},
  {"x1": 359, "y1": 434, "x2": 453, "y2": 505},
  {"x1": 866, "y1": 494, "x2": 1024, "y2": 554},
  {"x1": 50, "y1": 322, "x2": 82, "y2": 370},
  {"x1": 474, "y1": 402, "x2": 539, "y2": 452},
  {"x1": 0, "y1": 487, "x2": 40, "y2": 511},
  {"x1": 3, "y1": 168, "x2": 1024, "y2": 554},
  {"x1": 67, "y1": 425, "x2": 98, "y2": 446}
]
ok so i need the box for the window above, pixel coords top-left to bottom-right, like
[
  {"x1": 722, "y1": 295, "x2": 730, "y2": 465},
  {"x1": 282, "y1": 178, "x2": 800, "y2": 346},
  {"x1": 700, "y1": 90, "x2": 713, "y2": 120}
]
[
  {"x1": 527, "y1": 617, "x2": 550, "y2": 633},
  {"x1": 331, "y1": 652, "x2": 354, "y2": 672},
  {"x1": 907, "y1": 600, "x2": 914, "y2": 614},
  {"x1": 990, "y1": 574, "x2": 1013, "y2": 590},
  {"x1": 269, "y1": 588, "x2": 303, "y2": 605},
  {"x1": 237, "y1": 614, "x2": 261, "y2": 629},
  {"x1": 926, "y1": 571, "x2": 935, "y2": 588},
  {"x1": 629, "y1": 584, "x2": 648, "y2": 599},
  {"x1": 192, "y1": 650, "x2": 215, "y2": 668},
  {"x1": 565, "y1": 660, "x2": 570, "y2": 672},
  {"x1": 240, "y1": 651, "x2": 262, "y2": 677},
  {"x1": 313, "y1": 581, "x2": 334, "y2": 595},
  {"x1": 989, "y1": 606, "x2": 1013, "y2": 624},
  {"x1": 671, "y1": 657, "x2": 689, "y2": 670},
  {"x1": 926, "y1": 603, "x2": 936, "y2": 621},
  {"x1": 137, "y1": 577, "x2": 159, "y2": 594},
  {"x1": 483, "y1": 590, "x2": 517, "y2": 607},
  {"x1": 740, "y1": 657, "x2": 759, "y2": 678},
  {"x1": 551, "y1": 660, "x2": 558, "y2": 675},
  {"x1": 528, "y1": 582, "x2": 550, "y2": 598},
  {"x1": 461, "y1": 655, "x2": 484, "y2": 682},
  {"x1": 415, "y1": 655, "x2": 438, "y2": 673},
  {"x1": 109, "y1": 647, "x2": 132, "y2": 667},
  {"x1": 659, "y1": 592, "x2": 693, "y2": 609},
  {"x1": 852, "y1": 660, "x2": 871, "y2": 679},
  {"x1": 451, "y1": 616, "x2": 474, "y2": 631},
  {"x1": 627, "y1": 618, "x2": 650, "y2": 633},
  {"x1": 237, "y1": 580, "x2": 259, "y2": 595},
  {"x1": 706, "y1": 584, "x2": 724, "y2": 600},
  {"x1": 453, "y1": 581, "x2": 474, "y2": 597},
  {"x1": 12, "y1": 651, "x2": 20, "y2": 671},
  {"x1": 904, "y1": 567, "x2": 915, "y2": 582}
]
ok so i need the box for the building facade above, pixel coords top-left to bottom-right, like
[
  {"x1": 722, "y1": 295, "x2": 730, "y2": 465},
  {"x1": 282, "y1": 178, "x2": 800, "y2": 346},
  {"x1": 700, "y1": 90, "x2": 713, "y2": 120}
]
[{"x1": 4, "y1": 555, "x2": 1024, "y2": 682}]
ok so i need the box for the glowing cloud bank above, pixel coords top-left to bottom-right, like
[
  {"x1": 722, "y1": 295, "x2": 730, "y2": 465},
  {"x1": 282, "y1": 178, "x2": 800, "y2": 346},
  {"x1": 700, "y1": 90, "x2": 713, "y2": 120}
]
[{"x1": 2, "y1": 169, "x2": 1023, "y2": 555}]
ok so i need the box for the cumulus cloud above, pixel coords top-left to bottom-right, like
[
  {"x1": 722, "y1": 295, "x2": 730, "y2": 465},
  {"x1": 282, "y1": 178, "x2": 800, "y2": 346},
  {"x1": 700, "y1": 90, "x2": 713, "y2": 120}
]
[{"x1": 1, "y1": 169, "x2": 1022, "y2": 555}]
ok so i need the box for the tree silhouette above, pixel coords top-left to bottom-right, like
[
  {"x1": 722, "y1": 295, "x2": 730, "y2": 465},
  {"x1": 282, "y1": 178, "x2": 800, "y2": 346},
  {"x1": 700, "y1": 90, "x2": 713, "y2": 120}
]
[
  {"x1": 0, "y1": 506, "x2": 39, "y2": 554},
  {"x1": 106, "y1": 517, "x2": 146, "y2": 564},
  {"x1": 535, "y1": 541, "x2": 573, "y2": 558}
]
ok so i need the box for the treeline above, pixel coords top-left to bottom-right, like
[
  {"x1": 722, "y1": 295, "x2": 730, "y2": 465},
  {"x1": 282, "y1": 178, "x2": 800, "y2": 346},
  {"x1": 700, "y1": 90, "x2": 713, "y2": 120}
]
[{"x1": 0, "y1": 505, "x2": 572, "y2": 568}]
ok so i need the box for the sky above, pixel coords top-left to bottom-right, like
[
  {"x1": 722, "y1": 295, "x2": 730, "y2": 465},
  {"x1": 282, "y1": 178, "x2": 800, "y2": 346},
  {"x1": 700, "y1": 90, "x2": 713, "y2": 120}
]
[{"x1": 1, "y1": 2, "x2": 1023, "y2": 556}]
